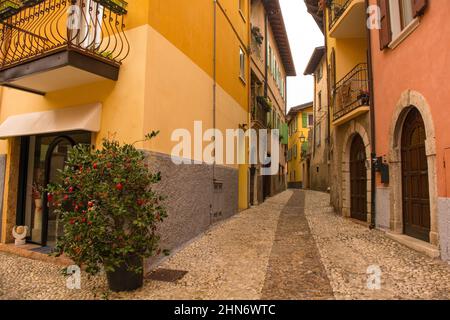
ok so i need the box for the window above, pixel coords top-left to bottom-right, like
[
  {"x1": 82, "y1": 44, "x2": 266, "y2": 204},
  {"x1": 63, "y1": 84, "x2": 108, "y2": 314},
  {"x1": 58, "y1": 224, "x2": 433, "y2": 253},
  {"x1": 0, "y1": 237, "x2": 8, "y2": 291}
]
[
  {"x1": 315, "y1": 123, "x2": 321, "y2": 147},
  {"x1": 308, "y1": 114, "x2": 314, "y2": 127},
  {"x1": 316, "y1": 64, "x2": 323, "y2": 82},
  {"x1": 239, "y1": 47, "x2": 245, "y2": 81},
  {"x1": 318, "y1": 91, "x2": 322, "y2": 111},
  {"x1": 381, "y1": 0, "x2": 427, "y2": 49},
  {"x1": 389, "y1": 0, "x2": 414, "y2": 37}
]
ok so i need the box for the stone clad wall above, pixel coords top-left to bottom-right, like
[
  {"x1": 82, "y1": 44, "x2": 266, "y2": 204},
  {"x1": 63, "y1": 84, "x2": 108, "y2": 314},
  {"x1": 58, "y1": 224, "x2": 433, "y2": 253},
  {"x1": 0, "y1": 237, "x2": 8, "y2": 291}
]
[
  {"x1": 0, "y1": 155, "x2": 6, "y2": 241},
  {"x1": 144, "y1": 151, "x2": 238, "y2": 268}
]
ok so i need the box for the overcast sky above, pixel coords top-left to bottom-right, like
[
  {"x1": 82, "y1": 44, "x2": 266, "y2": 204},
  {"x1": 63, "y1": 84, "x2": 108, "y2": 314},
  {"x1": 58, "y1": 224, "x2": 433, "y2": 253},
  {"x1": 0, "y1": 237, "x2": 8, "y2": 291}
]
[{"x1": 279, "y1": 0, "x2": 324, "y2": 111}]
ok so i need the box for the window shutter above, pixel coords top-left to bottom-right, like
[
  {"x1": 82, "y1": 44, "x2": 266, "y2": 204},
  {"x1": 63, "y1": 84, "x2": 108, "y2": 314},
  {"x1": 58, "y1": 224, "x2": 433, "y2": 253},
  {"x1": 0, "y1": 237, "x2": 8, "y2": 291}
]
[
  {"x1": 302, "y1": 113, "x2": 307, "y2": 128},
  {"x1": 413, "y1": 0, "x2": 428, "y2": 17},
  {"x1": 378, "y1": 0, "x2": 392, "y2": 50}
]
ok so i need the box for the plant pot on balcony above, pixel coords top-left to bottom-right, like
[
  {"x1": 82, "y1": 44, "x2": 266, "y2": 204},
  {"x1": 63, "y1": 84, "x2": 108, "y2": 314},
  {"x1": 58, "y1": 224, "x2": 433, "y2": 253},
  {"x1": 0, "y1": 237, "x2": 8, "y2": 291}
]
[
  {"x1": 0, "y1": 0, "x2": 21, "y2": 22},
  {"x1": 97, "y1": 0, "x2": 128, "y2": 15},
  {"x1": 21, "y1": 0, "x2": 45, "y2": 7},
  {"x1": 256, "y1": 96, "x2": 272, "y2": 112},
  {"x1": 358, "y1": 92, "x2": 370, "y2": 105}
]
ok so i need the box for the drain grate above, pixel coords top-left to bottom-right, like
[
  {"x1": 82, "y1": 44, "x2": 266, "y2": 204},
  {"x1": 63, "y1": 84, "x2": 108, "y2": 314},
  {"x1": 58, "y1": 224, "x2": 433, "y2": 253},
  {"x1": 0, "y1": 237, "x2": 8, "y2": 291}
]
[{"x1": 146, "y1": 268, "x2": 188, "y2": 283}]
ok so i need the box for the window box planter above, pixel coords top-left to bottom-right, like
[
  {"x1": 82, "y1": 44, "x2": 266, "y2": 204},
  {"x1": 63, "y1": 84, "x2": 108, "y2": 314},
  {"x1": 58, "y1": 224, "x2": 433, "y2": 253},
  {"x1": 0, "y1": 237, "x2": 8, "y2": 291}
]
[
  {"x1": 97, "y1": 0, "x2": 128, "y2": 15},
  {"x1": 251, "y1": 26, "x2": 264, "y2": 46},
  {"x1": 21, "y1": 0, "x2": 45, "y2": 7},
  {"x1": 256, "y1": 96, "x2": 272, "y2": 112},
  {"x1": 357, "y1": 90, "x2": 370, "y2": 105},
  {"x1": 0, "y1": 0, "x2": 21, "y2": 22}
]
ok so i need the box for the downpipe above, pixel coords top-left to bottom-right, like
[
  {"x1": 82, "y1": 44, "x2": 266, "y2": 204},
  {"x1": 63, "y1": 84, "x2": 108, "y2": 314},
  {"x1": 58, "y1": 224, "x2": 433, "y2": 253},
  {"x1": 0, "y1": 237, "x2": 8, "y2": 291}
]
[{"x1": 366, "y1": 0, "x2": 377, "y2": 230}]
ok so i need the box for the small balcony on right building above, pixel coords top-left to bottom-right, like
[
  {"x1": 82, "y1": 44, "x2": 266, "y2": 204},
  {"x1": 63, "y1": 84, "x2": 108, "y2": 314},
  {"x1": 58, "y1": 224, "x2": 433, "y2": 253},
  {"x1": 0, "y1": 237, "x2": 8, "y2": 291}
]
[
  {"x1": 332, "y1": 63, "x2": 370, "y2": 126},
  {"x1": 328, "y1": 0, "x2": 366, "y2": 38}
]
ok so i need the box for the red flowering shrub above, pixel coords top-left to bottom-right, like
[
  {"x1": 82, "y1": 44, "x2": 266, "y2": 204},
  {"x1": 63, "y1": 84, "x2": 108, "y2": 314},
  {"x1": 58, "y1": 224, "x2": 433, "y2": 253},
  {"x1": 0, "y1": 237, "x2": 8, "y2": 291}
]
[{"x1": 47, "y1": 132, "x2": 167, "y2": 275}]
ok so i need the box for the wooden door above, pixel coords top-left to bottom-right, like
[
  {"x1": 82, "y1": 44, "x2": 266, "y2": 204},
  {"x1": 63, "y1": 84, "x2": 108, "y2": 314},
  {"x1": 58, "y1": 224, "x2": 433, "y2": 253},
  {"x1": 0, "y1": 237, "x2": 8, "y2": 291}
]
[
  {"x1": 350, "y1": 135, "x2": 367, "y2": 222},
  {"x1": 401, "y1": 108, "x2": 430, "y2": 242}
]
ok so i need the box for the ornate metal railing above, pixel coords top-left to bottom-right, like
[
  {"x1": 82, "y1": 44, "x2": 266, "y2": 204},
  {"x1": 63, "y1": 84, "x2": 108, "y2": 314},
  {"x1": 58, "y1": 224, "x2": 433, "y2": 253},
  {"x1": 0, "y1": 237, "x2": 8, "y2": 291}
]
[
  {"x1": 328, "y1": 0, "x2": 352, "y2": 30},
  {"x1": 0, "y1": 0, "x2": 129, "y2": 69},
  {"x1": 333, "y1": 63, "x2": 369, "y2": 121}
]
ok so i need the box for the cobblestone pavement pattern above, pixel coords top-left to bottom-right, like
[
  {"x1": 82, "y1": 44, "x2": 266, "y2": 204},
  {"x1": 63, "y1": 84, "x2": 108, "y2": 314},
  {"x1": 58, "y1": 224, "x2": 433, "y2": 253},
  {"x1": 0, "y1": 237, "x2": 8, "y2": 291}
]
[{"x1": 0, "y1": 190, "x2": 449, "y2": 300}]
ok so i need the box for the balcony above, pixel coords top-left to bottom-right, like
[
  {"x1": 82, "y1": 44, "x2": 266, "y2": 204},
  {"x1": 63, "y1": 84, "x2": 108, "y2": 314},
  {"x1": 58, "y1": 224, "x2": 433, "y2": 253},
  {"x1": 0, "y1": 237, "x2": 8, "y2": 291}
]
[
  {"x1": 0, "y1": 0, "x2": 129, "y2": 94},
  {"x1": 328, "y1": 0, "x2": 366, "y2": 38},
  {"x1": 251, "y1": 96, "x2": 270, "y2": 128},
  {"x1": 332, "y1": 63, "x2": 369, "y2": 126}
]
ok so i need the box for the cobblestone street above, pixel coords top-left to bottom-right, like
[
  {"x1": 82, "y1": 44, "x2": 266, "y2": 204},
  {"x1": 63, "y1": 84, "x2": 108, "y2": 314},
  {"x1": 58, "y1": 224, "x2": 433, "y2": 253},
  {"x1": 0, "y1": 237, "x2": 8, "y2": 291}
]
[{"x1": 0, "y1": 190, "x2": 449, "y2": 300}]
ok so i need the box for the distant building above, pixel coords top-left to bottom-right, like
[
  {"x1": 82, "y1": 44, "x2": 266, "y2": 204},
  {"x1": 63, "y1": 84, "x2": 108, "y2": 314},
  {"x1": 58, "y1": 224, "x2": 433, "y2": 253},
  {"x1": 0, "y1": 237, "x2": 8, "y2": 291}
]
[
  {"x1": 249, "y1": 0, "x2": 296, "y2": 204},
  {"x1": 287, "y1": 102, "x2": 313, "y2": 189},
  {"x1": 304, "y1": 46, "x2": 330, "y2": 192}
]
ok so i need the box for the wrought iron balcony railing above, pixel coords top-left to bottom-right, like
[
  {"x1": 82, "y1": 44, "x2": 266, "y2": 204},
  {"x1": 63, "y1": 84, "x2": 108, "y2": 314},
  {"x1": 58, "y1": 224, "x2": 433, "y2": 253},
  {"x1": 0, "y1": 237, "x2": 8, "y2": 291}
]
[
  {"x1": 0, "y1": 0, "x2": 129, "y2": 70},
  {"x1": 328, "y1": 0, "x2": 352, "y2": 30},
  {"x1": 333, "y1": 63, "x2": 369, "y2": 122},
  {"x1": 252, "y1": 96, "x2": 269, "y2": 127}
]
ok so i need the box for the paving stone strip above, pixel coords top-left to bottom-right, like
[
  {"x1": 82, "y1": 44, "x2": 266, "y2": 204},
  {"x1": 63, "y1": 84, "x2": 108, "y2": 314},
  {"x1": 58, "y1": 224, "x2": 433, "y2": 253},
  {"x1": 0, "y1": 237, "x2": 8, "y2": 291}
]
[
  {"x1": 1, "y1": 189, "x2": 449, "y2": 300},
  {"x1": 261, "y1": 190, "x2": 334, "y2": 300}
]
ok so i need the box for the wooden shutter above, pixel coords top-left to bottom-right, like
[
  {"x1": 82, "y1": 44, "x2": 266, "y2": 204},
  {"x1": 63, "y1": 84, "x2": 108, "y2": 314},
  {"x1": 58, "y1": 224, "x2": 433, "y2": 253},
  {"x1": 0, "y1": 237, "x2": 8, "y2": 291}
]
[
  {"x1": 378, "y1": 0, "x2": 392, "y2": 50},
  {"x1": 413, "y1": 0, "x2": 428, "y2": 17},
  {"x1": 302, "y1": 113, "x2": 307, "y2": 128}
]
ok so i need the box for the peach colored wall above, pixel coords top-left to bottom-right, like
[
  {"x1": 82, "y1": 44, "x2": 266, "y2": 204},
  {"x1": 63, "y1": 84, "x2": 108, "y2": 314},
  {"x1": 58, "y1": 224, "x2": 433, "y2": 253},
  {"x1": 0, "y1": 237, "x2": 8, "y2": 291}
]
[{"x1": 369, "y1": 0, "x2": 450, "y2": 196}]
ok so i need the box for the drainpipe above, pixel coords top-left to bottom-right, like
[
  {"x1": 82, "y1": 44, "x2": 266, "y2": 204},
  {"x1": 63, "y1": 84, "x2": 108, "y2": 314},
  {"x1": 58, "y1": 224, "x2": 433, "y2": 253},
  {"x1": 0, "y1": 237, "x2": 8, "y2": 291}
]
[
  {"x1": 213, "y1": 0, "x2": 217, "y2": 182},
  {"x1": 211, "y1": 0, "x2": 217, "y2": 226},
  {"x1": 264, "y1": 11, "x2": 268, "y2": 97},
  {"x1": 366, "y1": 0, "x2": 377, "y2": 229}
]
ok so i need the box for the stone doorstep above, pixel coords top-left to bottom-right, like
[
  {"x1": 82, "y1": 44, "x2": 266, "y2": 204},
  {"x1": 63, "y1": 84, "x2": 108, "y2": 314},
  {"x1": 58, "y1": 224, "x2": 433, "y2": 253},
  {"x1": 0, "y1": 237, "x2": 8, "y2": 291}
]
[
  {"x1": 347, "y1": 217, "x2": 370, "y2": 228},
  {"x1": 385, "y1": 232, "x2": 440, "y2": 259},
  {"x1": 0, "y1": 243, "x2": 74, "y2": 267}
]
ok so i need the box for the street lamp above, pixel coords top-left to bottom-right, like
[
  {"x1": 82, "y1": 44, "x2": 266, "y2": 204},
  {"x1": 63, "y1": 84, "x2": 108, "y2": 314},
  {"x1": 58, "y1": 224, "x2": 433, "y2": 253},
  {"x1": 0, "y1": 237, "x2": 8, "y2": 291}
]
[{"x1": 299, "y1": 132, "x2": 306, "y2": 143}]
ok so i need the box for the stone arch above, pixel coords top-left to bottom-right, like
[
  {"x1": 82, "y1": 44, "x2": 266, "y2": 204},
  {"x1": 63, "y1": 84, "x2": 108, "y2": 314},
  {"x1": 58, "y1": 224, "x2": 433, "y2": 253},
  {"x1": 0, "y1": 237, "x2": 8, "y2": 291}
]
[
  {"x1": 388, "y1": 90, "x2": 438, "y2": 246},
  {"x1": 341, "y1": 121, "x2": 372, "y2": 222}
]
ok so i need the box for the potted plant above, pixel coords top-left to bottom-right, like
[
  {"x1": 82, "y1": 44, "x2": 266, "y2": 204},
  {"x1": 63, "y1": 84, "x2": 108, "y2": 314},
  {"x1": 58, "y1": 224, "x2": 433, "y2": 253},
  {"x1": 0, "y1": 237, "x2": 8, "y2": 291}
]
[
  {"x1": 358, "y1": 89, "x2": 370, "y2": 105},
  {"x1": 0, "y1": 0, "x2": 21, "y2": 22},
  {"x1": 47, "y1": 131, "x2": 167, "y2": 292},
  {"x1": 251, "y1": 26, "x2": 264, "y2": 46},
  {"x1": 97, "y1": 0, "x2": 128, "y2": 15},
  {"x1": 21, "y1": 0, "x2": 45, "y2": 7},
  {"x1": 256, "y1": 96, "x2": 272, "y2": 112}
]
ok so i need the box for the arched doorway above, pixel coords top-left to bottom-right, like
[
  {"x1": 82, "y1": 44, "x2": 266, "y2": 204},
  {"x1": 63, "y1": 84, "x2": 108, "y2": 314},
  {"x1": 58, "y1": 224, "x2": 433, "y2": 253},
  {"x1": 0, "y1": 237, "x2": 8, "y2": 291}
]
[
  {"x1": 401, "y1": 108, "x2": 431, "y2": 242},
  {"x1": 350, "y1": 134, "x2": 367, "y2": 222}
]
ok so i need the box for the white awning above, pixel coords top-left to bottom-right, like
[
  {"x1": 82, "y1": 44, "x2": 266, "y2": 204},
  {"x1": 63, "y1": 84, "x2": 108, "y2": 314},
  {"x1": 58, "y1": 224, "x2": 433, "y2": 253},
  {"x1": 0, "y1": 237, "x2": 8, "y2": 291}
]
[{"x1": 0, "y1": 103, "x2": 102, "y2": 139}]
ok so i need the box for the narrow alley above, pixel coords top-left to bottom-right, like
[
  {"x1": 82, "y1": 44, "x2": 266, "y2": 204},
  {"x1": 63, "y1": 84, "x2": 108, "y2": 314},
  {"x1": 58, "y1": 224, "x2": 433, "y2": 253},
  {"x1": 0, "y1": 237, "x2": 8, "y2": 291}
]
[{"x1": 0, "y1": 190, "x2": 449, "y2": 300}]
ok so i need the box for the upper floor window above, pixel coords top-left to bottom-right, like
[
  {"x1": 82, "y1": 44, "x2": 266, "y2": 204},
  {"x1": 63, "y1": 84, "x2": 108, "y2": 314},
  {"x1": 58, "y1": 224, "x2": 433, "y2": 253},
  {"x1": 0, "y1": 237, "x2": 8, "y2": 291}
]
[
  {"x1": 318, "y1": 91, "x2": 322, "y2": 111},
  {"x1": 239, "y1": 47, "x2": 246, "y2": 82},
  {"x1": 315, "y1": 123, "x2": 321, "y2": 147},
  {"x1": 379, "y1": 0, "x2": 428, "y2": 50},
  {"x1": 316, "y1": 64, "x2": 323, "y2": 82},
  {"x1": 390, "y1": 0, "x2": 414, "y2": 37}
]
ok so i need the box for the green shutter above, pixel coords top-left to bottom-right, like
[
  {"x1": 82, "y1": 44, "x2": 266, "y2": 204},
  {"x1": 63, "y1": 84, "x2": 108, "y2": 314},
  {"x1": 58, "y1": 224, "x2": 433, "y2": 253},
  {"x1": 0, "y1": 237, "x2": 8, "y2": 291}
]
[
  {"x1": 281, "y1": 123, "x2": 288, "y2": 145},
  {"x1": 302, "y1": 113, "x2": 307, "y2": 128}
]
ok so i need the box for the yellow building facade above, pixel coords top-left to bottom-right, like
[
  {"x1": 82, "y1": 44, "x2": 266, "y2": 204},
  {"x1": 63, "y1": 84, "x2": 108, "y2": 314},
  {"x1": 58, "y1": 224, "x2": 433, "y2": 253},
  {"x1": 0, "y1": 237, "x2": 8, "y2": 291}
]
[
  {"x1": 306, "y1": 0, "x2": 373, "y2": 223},
  {"x1": 287, "y1": 103, "x2": 313, "y2": 189},
  {"x1": 0, "y1": 0, "x2": 251, "y2": 255}
]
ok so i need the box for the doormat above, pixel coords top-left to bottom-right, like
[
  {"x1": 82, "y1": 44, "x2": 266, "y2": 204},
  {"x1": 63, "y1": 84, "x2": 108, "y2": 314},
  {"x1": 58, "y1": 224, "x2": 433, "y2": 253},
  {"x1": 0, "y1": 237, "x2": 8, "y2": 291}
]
[
  {"x1": 29, "y1": 246, "x2": 54, "y2": 255},
  {"x1": 146, "y1": 268, "x2": 188, "y2": 283}
]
